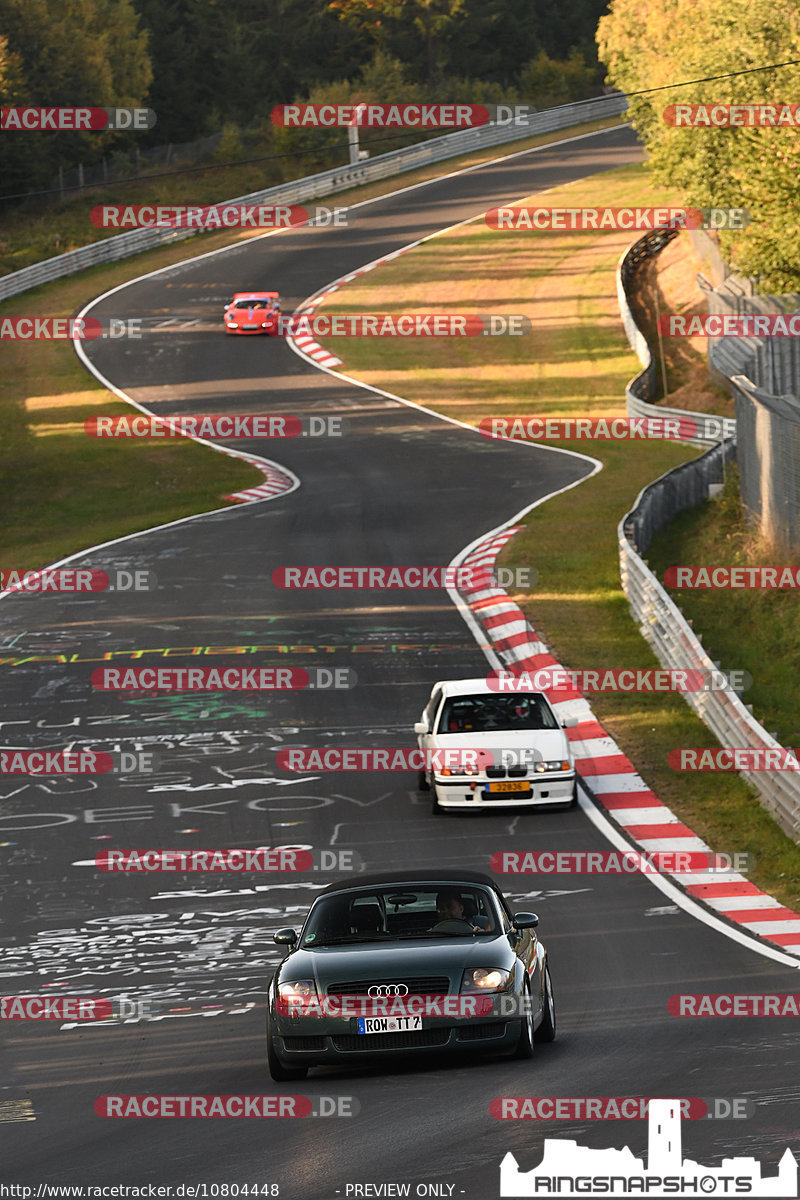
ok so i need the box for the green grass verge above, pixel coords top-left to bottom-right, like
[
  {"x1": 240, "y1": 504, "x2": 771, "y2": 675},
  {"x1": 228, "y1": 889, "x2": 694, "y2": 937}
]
[
  {"x1": 648, "y1": 466, "x2": 800, "y2": 749},
  {"x1": 314, "y1": 160, "x2": 800, "y2": 913}
]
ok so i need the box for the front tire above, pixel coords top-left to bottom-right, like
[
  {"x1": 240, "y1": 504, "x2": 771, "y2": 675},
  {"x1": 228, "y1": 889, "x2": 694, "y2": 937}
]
[
  {"x1": 267, "y1": 1013, "x2": 308, "y2": 1081},
  {"x1": 513, "y1": 977, "x2": 535, "y2": 1058},
  {"x1": 535, "y1": 963, "x2": 556, "y2": 1043}
]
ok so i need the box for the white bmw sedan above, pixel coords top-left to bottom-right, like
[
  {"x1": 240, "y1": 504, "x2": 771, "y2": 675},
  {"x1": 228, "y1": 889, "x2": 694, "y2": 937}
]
[{"x1": 414, "y1": 678, "x2": 578, "y2": 814}]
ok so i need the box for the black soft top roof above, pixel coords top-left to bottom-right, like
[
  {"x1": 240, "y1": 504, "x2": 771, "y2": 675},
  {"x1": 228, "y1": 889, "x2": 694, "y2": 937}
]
[{"x1": 317, "y1": 869, "x2": 498, "y2": 896}]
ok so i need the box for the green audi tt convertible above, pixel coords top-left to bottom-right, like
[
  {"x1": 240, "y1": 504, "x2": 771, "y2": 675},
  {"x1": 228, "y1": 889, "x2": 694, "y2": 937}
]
[{"x1": 266, "y1": 869, "x2": 555, "y2": 1079}]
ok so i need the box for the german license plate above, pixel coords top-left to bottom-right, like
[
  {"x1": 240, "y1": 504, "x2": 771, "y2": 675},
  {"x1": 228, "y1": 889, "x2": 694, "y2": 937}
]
[
  {"x1": 357, "y1": 1016, "x2": 422, "y2": 1033},
  {"x1": 485, "y1": 781, "x2": 530, "y2": 793}
]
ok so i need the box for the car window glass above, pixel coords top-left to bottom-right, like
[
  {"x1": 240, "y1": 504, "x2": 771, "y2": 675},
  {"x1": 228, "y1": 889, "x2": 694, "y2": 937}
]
[
  {"x1": 436, "y1": 693, "x2": 558, "y2": 733},
  {"x1": 301, "y1": 886, "x2": 498, "y2": 944}
]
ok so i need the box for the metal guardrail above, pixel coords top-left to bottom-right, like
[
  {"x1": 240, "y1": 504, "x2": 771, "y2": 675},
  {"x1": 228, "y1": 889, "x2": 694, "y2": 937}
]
[
  {"x1": 617, "y1": 229, "x2": 736, "y2": 445},
  {"x1": 0, "y1": 93, "x2": 627, "y2": 303},
  {"x1": 617, "y1": 236, "x2": 800, "y2": 844}
]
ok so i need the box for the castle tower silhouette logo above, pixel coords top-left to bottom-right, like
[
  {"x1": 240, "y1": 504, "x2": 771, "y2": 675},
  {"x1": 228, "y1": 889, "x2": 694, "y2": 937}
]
[{"x1": 500, "y1": 1099, "x2": 797, "y2": 1197}]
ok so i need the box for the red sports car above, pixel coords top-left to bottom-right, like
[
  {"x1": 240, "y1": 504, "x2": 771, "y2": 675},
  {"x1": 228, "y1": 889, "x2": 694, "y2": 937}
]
[{"x1": 223, "y1": 291, "x2": 282, "y2": 335}]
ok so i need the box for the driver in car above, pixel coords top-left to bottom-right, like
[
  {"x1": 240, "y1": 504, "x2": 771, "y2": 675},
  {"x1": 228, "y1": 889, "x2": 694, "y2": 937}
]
[{"x1": 431, "y1": 890, "x2": 484, "y2": 932}]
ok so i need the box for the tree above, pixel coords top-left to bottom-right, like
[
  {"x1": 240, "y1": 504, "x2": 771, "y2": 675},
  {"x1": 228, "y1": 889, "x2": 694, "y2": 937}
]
[{"x1": 596, "y1": 0, "x2": 800, "y2": 288}]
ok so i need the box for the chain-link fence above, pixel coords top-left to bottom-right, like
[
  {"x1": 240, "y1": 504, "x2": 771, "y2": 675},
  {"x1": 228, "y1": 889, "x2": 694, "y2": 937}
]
[
  {"x1": 698, "y1": 275, "x2": 800, "y2": 550},
  {"x1": 50, "y1": 132, "x2": 226, "y2": 195}
]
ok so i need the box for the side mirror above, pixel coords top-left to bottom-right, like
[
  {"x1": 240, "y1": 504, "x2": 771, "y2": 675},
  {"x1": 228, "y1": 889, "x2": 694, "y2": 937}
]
[
  {"x1": 224, "y1": 302, "x2": 232, "y2": 310},
  {"x1": 512, "y1": 912, "x2": 539, "y2": 929},
  {"x1": 561, "y1": 715, "x2": 578, "y2": 728},
  {"x1": 414, "y1": 721, "x2": 428, "y2": 735},
  {"x1": 273, "y1": 928, "x2": 298, "y2": 946}
]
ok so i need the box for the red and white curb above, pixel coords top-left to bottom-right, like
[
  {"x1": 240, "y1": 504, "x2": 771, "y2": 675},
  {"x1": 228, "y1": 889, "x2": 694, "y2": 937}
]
[
  {"x1": 287, "y1": 240, "x2": 422, "y2": 370},
  {"x1": 222, "y1": 451, "x2": 297, "y2": 504},
  {"x1": 457, "y1": 530, "x2": 800, "y2": 959}
]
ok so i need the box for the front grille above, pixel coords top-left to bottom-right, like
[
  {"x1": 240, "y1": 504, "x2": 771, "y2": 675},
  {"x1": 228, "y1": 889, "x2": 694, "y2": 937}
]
[
  {"x1": 486, "y1": 766, "x2": 529, "y2": 778},
  {"x1": 327, "y1": 977, "x2": 450, "y2": 995},
  {"x1": 332, "y1": 1029, "x2": 450, "y2": 1051},
  {"x1": 282, "y1": 1035, "x2": 325, "y2": 1051},
  {"x1": 457, "y1": 1022, "x2": 507, "y2": 1041}
]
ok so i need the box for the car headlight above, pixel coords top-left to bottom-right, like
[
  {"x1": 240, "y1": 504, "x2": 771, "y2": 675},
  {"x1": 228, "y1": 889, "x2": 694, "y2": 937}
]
[
  {"x1": 534, "y1": 759, "x2": 571, "y2": 773},
  {"x1": 276, "y1": 979, "x2": 317, "y2": 1015},
  {"x1": 439, "y1": 767, "x2": 479, "y2": 776},
  {"x1": 460, "y1": 968, "x2": 510, "y2": 993}
]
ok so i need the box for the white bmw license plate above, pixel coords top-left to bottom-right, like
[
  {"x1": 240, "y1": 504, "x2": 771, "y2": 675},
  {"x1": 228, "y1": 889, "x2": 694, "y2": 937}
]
[{"x1": 357, "y1": 1016, "x2": 422, "y2": 1033}]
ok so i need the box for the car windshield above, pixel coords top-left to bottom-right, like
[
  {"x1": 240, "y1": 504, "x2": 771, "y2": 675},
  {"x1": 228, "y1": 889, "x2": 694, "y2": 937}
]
[
  {"x1": 233, "y1": 299, "x2": 273, "y2": 309},
  {"x1": 435, "y1": 693, "x2": 558, "y2": 733},
  {"x1": 301, "y1": 886, "x2": 499, "y2": 947}
]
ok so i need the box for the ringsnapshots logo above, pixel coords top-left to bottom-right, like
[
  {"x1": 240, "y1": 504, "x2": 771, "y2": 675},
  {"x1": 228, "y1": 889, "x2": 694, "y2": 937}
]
[
  {"x1": 94, "y1": 847, "x2": 361, "y2": 872},
  {"x1": 0, "y1": 317, "x2": 142, "y2": 340},
  {"x1": 278, "y1": 314, "x2": 529, "y2": 337},
  {"x1": 84, "y1": 415, "x2": 344, "y2": 439},
  {"x1": 486, "y1": 207, "x2": 749, "y2": 231},
  {"x1": 91, "y1": 665, "x2": 356, "y2": 691},
  {"x1": 0, "y1": 567, "x2": 155, "y2": 595},
  {"x1": 490, "y1": 850, "x2": 754, "y2": 874},
  {"x1": 498, "y1": 1099, "x2": 798, "y2": 1198},
  {"x1": 272, "y1": 565, "x2": 536, "y2": 590},
  {"x1": 664, "y1": 102, "x2": 800, "y2": 127},
  {"x1": 487, "y1": 666, "x2": 752, "y2": 694},
  {"x1": 90, "y1": 204, "x2": 350, "y2": 229},
  {"x1": 0, "y1": 107, "x2": 156, "y2": 130}
]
